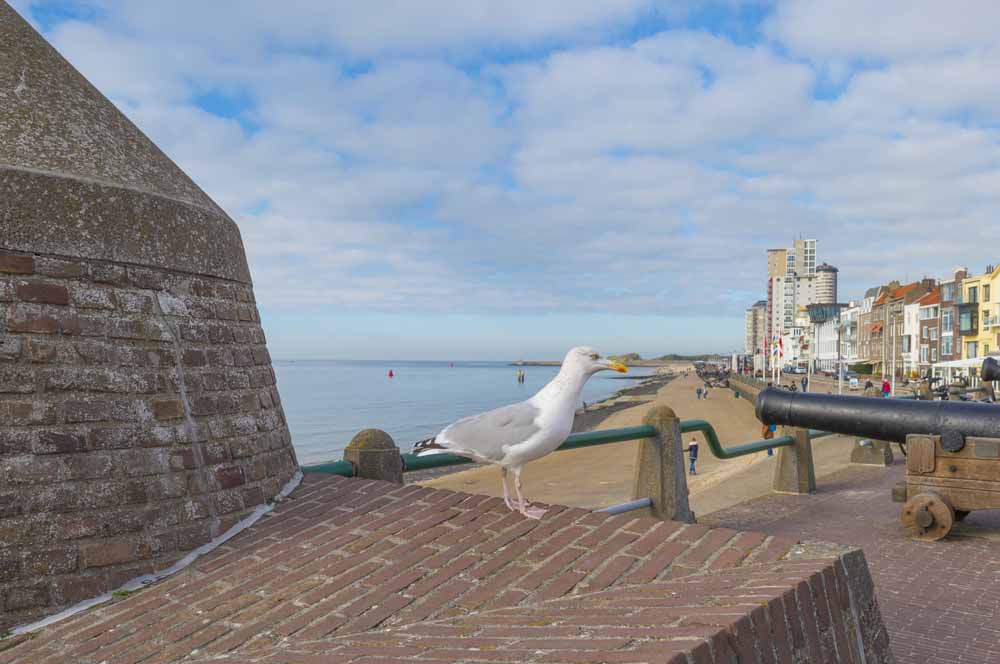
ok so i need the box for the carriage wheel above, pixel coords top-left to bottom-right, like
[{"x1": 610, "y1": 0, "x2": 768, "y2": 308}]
[{"x1": 900, "y1": 491, "x2": 954, "y2": 541}]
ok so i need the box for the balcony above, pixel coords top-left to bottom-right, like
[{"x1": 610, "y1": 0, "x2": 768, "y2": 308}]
[{"x1": 959, "y1": 303, "x2": 979, "y2": 336}]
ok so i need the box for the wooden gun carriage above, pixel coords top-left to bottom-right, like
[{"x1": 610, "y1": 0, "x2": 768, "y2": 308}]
[{"x1": 756, "y1": 369, "x2": 1000, "y2": 541}]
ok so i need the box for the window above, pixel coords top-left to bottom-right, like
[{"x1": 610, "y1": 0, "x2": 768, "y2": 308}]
[
  {"x1": 942, "y1": 337, "x2": 953, "y2": 355},
  {"x1": 968, "y1": 341, "x2": 979, "y2": 358},
  {"x1": 969, "y1": 286, "x2": 979, "y2": 303},
  {"x1": 942, "y1": 309, "x2": 953, "y2": 330},
  {"x1": 922, "y1": 327, "x2": 928, "y2": 339},
  {"x1": 986, "y1": 285, "x2": 991, "y2": 302},
  {"x1": 961, "y1": 310, "x2": 978, "y2": 333},
  {"x1": 930, "y1": 327, "x2": 938, "y2": 341},
  {"x1": 920, "y1": 346, "x2": 929, "y2": 362},
  {"x1": 941, "y1": 283, "x2": 954, "y2": 301},
  {"x1": 932, "y1": 348, "x2": 938, "y2": 362}
]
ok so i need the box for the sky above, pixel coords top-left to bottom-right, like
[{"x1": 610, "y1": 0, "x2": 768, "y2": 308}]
[{"x1": 12, "y1": 1, "x2": 1000, "y2": 360}]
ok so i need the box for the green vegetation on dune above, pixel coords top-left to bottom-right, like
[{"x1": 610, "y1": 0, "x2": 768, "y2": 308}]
[{"x1": 608, "y1": 353, "x2": 642, "y2": 364}]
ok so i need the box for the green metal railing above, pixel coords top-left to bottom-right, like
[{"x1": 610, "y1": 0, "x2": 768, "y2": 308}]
[
  {"x1": 679, "y1": 419, "x2": 794, "y2": 459},
  {"x1": 301, "y1": 420, "x2": 807, "y2": 477}
]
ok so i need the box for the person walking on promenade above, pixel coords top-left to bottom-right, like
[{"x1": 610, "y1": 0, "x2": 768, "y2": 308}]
[
  {"x1": 696, "y1": 386, "x2": 702, "y2": 400},
  {"x1": 687, "y1": 438, "x2": 699, "y2": 475},
  {"x1": 801, "y1": 376, "x2": 808, "y2": 392},
  {"x1": 703, "y1": 385, "x2": 709, "y2": 399},
  {"x1": 864, "y1": 379, "x2": 874, "y2": 396},
  {"x1": 881, "y1": 378, "x2": 891, "y2": 398}
]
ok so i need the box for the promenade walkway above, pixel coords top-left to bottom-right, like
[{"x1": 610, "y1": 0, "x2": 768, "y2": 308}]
[
  {"x1": 704, "y1": 458, "x2": 1000, "y2": 664},
  {"x1": 0, "y1": 474, "x2": 887, "y2": 663}
]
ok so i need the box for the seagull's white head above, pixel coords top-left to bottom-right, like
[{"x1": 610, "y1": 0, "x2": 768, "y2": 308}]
[{"x1": 563, "y1": 347, "x2": 629, "y2": 375}]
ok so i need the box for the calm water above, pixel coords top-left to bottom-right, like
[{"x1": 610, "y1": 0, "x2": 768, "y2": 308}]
[{"x1": 273, "y1": 360, "x2": 657, "y2": 465}]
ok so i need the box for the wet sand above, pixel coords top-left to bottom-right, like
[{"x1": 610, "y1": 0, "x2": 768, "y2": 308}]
[{"x1": 419, "y1": 371, "x2": 862, "y2": 517}]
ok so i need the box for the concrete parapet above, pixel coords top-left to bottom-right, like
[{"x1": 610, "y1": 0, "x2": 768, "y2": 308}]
[
  {"x1": 632, "y1": 405, "x2": 695, "y2": 523},
  {"x1": 773, "y1": 426, "x2": 817, "y2": 494},
  {"x1": 850, "y1": 438, "x2": 894, "y2": 466},
  {"x1": 343, "y1": 429, "x2": 403, "y2": 483}
]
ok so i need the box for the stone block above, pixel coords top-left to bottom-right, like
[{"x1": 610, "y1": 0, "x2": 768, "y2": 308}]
[
  {"x1": 773, "y1": 427, "x2": 816, "y2": 494},
  {"x1": 23, "y1": 548, "x2": 79, "y2": 576},
  {"x1": 5, "y1": 584, "x2": 51, "y2": 611},
  {"x1": 35, "y1": 257, "x2": 84, "y2": 279},
  {"x1": 850, "y1": 439, "x2": 894, "y2": 466},
  {"x1": 153, "y1": 399, "x2": 185, "y2": 421},
  {"x1": 344, "y1": 429, "x2": 403, "y2": 483},
  {"x1": 82, "y1": 537, "x2": 139, "y2": 568},
  {"x1": 631, "y1": 405, "x2": 695, "y2": 523},
  {"x1": 0, "y1": 367, "x2": 35, "y2": 393},
  {"x1": 62, "y1": 400, "x2": 112, "y2": 423},
  {"x1": 16, "y1": 281, "x2": 69, "y2": 305},
  {"x1": 34, "y1": 431, "x2": 87, "y2": 455},
  {"x1": 0, "y1": 252, "x2": 34, "y2": 274}
]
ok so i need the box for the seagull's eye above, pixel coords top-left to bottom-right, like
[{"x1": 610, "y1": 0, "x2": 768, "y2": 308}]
[{"x1": 590, "y1": 354, "x2": 599, "y2": 360}]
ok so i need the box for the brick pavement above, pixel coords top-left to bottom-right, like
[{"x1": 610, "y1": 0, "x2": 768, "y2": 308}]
[
  {"x1": 701, "y1": 458, "x2": 1000, "y2": 664},
  {"x1": 0, "y1": 474, "x2": 892, "y2": 663}
]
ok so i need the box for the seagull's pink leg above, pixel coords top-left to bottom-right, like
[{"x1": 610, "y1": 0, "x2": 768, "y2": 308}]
[
  {"x1": 513, "y1": 466, "x2": 546, "y2": 519},
  {"x1": 501, "y1": 467, "x2": 515, "y2": 510}
]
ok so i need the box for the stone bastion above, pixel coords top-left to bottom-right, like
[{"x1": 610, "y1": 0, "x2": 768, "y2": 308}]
[{"x1": 0, "y1": 1, "x2": 299, "y2": 630}]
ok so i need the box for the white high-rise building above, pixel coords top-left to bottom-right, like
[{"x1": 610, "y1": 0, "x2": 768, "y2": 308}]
[{"x1": 766, "y1": 239, "x2": 829, "y2": 343}]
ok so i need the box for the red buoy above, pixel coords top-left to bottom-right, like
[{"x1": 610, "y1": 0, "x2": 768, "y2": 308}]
[{"x1": 388, "y1": 370, "x2": 394, "y2": 378}]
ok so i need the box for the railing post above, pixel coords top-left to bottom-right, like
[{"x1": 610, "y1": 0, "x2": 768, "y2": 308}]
[
  {"x1": 772, "y1": 426, "x2": 816, "y2": 494},
  {"x1": 632, "y1": 405, "x2": 695, "y2": 523},
  {"x1": 343, "y1": 429, "x2": 403, "y2": 484},
  {"x1": 850, "y1": 438, "x2": 893, "y2": 466}
]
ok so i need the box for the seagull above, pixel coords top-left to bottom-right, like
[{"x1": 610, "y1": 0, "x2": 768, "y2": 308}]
[{"x1": 413, "y1": 347, "x2": 627, "y2": 519}]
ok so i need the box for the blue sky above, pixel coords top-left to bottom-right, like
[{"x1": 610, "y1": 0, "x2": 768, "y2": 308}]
[{"x1": 13, "y1": 0, "x2": 1000, "y2": 359}]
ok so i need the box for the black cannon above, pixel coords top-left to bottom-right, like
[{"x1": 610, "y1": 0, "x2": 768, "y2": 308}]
[
  {"x1": 983, "y1": 357, "x2": 1000, "y2": 382},
  {"x1": 756, "y1": 386, "x2": 1000, "y2": 540}
]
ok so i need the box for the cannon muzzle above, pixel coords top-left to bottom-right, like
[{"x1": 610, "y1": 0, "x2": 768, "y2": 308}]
[
  {"x1": 983, "y1": 357, "x2": 1000, "y2": 383},
  {"x1": 755, "y1": 387, "x2": 1000, "y2": 450}
]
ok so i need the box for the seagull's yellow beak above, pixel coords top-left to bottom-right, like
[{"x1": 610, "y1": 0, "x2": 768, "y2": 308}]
[{"x1": 608, "y1": 361, "x2": 628, "y2": 373}]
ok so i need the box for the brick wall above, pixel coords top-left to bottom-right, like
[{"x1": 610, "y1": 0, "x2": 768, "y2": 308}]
[{"x1": 0, "y1": 248, "x2": 298, "y2": 630}]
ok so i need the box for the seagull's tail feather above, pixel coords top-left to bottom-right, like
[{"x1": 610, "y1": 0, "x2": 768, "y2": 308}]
[{"x1": 412, "y1": 436, "x2": 450, "y2": 456}]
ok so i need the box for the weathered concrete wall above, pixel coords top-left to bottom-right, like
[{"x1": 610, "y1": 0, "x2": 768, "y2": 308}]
[
  {"x1": 0, "y1": 251, "x2": 298, "y2": 629},
  {"x1": 0, "y1": 1, "x2": 298, "y2": 629},
  {"x1": 729, "y1": 375, "x2": 765, "y2": 402}
]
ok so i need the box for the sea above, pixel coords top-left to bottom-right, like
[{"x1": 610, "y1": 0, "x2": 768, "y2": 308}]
[{"x1": 273, "y1": 360, "x2": 658, "y2": 465}]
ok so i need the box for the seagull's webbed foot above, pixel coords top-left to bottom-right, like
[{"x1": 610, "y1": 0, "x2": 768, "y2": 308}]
[
  {"x1": 519, "y1": 504, "x2": 547, "y2": 520},
  {"x1": 512, "y1": 466, "x2": 546, "y2": 519}
]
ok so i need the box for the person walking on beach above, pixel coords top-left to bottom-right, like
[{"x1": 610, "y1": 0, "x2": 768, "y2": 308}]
[
  {"x1": 801, "y1": 376, "x2": 808, "y2": 392},
  {"x1": 687, "y1": 438, "x2": 699, "y2": 475},
  {"x1": 881, "y1": 378, "x2": 891, "y2": 398},
  {"x1": 696, "y1": 386, "x2": 702, "y2": 400},
  {"x1": 702, "y1": 384, "x2": 709, "y2": 399}
]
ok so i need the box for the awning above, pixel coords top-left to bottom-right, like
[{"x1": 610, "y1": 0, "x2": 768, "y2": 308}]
[
  {"x1": 871, "y1": 322, "x2": 883, "y2": 332},
  {"x1": 932, "y1": 355, "x2": 999, "y2": 369}
]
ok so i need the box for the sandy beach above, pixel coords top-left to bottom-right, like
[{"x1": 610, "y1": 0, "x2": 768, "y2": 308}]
[{"x1": 419, "y1": 370, "x2": 863, "y2": 517}]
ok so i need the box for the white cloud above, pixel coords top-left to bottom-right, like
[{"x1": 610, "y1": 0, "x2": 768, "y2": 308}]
[{"x1": 14, "y1": 0, "x2": 1000, "y2": 356}]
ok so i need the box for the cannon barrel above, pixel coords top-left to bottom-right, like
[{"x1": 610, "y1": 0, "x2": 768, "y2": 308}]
[
  {"x1": 984, "y1": 357, "x2": 1000, "y2": 383},
  {"x1": 755, "y1": 387, "x2": 1000, "y2": 445}
]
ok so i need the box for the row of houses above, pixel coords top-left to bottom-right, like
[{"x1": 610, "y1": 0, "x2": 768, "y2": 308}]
[
  {"x1": 747, "y1": 259, "x2": 1000, "y2": 378},
  {"x1": 804, "y1": 265, "x2": 999, "y2": 377}
]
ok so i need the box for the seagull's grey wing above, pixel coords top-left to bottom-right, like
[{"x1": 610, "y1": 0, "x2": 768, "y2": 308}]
[{"x1": 437, "y1": 401, "x2": 542, "y2": 462}]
